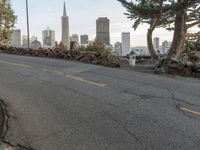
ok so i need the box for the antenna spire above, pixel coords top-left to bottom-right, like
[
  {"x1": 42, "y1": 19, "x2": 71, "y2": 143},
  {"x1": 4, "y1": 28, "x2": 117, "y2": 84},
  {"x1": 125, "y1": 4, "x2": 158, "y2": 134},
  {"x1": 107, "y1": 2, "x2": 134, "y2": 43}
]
[{"x1": 63, "y1": 1, "x2": 66, "y2": 16}]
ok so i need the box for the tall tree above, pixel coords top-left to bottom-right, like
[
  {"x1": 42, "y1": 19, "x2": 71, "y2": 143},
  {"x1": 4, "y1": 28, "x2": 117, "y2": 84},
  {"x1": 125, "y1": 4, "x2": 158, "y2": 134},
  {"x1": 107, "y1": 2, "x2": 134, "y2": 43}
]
[
  {"x1": 0, "y1": 0, "x2": 17, "y2": 45},
  {"x1": 168, "y1": 0, "x2": 200, "y2": 59},
  {"x1": 117, "y1": 0, "x2": 169, "y2": 60},
  {"x1": 117, "y1": 0, "x2": 200, "y2": 62}
]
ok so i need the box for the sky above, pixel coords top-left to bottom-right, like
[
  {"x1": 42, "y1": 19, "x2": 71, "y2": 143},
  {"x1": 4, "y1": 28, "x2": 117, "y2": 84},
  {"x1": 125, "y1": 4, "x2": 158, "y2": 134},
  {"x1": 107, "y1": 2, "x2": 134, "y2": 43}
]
[{"x1": 11, "y1": 0, "x2": 175, "y2": 47}]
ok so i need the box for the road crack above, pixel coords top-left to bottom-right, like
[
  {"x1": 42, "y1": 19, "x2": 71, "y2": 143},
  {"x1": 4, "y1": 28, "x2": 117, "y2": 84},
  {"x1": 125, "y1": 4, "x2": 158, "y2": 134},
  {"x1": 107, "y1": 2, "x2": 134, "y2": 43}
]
[
  {"x1": 103, "y1": 112, "x2": 144, "y2": 146},
  {"x1": 0, "y1": 99, "x2": 34, "y2": 150}
]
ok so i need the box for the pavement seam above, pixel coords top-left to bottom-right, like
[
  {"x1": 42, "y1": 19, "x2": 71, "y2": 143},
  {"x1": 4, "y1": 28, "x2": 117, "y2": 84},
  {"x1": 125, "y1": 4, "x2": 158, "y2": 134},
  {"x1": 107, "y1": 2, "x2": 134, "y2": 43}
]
[
  {"x1": 103, "y1": 112, "x2": 144, "y2": 146},
  {"x1": 0, "y1": 98, "x2": 34, "y2": 150}
]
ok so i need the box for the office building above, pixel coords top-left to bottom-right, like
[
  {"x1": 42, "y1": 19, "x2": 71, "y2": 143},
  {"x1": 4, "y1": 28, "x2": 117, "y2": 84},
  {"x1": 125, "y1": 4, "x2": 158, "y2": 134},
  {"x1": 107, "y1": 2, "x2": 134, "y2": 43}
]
[
  {"x1": 80, "y1": 35, "x2": 89, "y2": 45},
  {"x1": 42, "y1": 28, "x2": 55, "y2": 48},
  {"x1": 61, "y1": 1, "x2": 70, "y2": 49},
  {"x1": 9, "y1": 29, "x2": 21, "y2": 47},
  {"x1": 96, "y1": 17, "x2": 110, "y2": 46},
  {"x1": 154, "y1": 37, "x2": 160, "y2": 49},
  {"x1": 122, "y1": 32, "x2": 131, "y2": 56}
]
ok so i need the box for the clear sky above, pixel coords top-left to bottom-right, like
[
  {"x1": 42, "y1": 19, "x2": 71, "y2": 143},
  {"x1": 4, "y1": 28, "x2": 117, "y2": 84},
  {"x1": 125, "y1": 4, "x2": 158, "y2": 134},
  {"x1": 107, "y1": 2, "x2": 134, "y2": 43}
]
[{"x1": 12, "y1": 0, "x2": 175, "y2": 47}]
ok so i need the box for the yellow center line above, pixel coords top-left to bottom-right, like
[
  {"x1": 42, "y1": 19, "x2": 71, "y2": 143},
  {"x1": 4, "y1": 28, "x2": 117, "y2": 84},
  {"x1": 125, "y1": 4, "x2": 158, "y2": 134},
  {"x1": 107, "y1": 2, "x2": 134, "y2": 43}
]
[
  {"x1": 66, "y1": 75, "x2": 107, "y2": 87},
  {"x1": 0, "y1": 60, "x2": 31, "y2": 68},
  {"x1": 180, "y1": 107, "x2": 200, "y2": 116},
  {"x1": 0, "y1": 60, "x2": 107, "y2": 87}
]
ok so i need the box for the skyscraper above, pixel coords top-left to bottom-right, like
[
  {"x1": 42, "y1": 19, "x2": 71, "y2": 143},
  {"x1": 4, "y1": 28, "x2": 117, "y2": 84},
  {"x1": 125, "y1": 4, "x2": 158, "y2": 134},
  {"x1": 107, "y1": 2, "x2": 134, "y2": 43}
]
[
  {"x1": 154, "y1": 37, "x2": 160, "y2": 49},
  {"x1": 96, "y1": 17, "x2": 110, "y2": 46},
  {"x1": 61, "y1": 2, "x2": 70, "y2": 49},
  {"x1": 80, "y1": 35, "x2": 89, "y2": 45},
  {"x1": 122, "y1": 32, "x2": 131, "y2": 56},
  {"x1": 42, "y1": 27, "x2": 55, "y2": 48},
  {"x1": 9, "y1": 29, "x2": 21, "y2": 47}
]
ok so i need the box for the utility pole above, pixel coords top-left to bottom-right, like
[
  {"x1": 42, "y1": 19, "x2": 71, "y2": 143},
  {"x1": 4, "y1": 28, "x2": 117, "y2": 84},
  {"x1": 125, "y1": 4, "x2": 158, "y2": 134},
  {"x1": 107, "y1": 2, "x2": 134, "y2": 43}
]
[{"x1": 26, "y1": 0, "x2": 30, "y2": 49}]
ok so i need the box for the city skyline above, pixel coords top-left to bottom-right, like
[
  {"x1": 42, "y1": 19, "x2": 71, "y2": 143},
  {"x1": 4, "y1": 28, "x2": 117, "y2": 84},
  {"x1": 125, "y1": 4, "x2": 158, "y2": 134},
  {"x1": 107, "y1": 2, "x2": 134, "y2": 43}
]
[{"x1": 12, "y1": 0, "x2": 196, "y2": 47}]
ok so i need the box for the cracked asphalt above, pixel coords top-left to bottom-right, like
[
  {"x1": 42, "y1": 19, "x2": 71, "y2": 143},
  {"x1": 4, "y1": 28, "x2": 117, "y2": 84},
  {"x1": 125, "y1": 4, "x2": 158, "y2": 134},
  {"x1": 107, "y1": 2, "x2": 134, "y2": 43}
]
[{"x1": 0, "y1": 54, "x2": 200, "y2": 150}]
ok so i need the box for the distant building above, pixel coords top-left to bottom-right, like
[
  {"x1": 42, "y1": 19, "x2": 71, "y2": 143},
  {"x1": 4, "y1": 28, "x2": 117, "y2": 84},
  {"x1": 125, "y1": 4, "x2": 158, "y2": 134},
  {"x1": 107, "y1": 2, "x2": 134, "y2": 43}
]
[
  {"x1": 131, "y1": 47, "x2": 150, "y2": 56},
  {"x1": 61, "y1": 2, "x2": 70, "y2": 49},
  {"x1": 122, "y1": 32, "x2": 131, "y2": 56},
  {"x1": 162, "y1": 40, "x2": 169, "y2": 54},
  {"x1": 42, "y1": 28, "x2": 55, "y2": 48},
  {"x1": 162, "y1": 40, "x2": 172, "y2": 54},
  {"x1": 9, "y1": 29, "x2": 21, "y2": 47},
  {"x1": 31, "y1": 40, "x2": 42, "y2": 49},
  {"x1": 31, "y1": 36, "x2": 37, "y2": 43},
  {"x1": 114, "y1": 42, "x2": 122, "y2": 56},
  {"x1": 154, "y1": 37, "x2": 160, "y2": 49},
  {"x1": 96, "y1": 17, "x2": 110, "y2": 46},
  {"x1": 22, "y1": 35, "x2": 28, "y2": 48},
  {"x1": 80, "y1": 35, "x2": 89, "y2": 45},
  {"x1": 70, "y1": 34, "x2": 79, "y2": 44}
]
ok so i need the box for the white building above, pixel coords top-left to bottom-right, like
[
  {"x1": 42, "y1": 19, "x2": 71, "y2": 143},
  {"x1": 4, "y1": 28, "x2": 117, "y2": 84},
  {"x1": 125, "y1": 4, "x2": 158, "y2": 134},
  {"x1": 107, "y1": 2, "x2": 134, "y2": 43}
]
[
  {"x1": 9, "y1": 29, "x2": 21, "y2": 47},
  {"x1": 122, "y1": 32, "x2": 131, "y2": 56},
  {"x1": 114, "y1": 42, "x2": 122, "y2": 56},
  {"x1": 42, "y1": 28, "x2": 55, "y2": 48}
]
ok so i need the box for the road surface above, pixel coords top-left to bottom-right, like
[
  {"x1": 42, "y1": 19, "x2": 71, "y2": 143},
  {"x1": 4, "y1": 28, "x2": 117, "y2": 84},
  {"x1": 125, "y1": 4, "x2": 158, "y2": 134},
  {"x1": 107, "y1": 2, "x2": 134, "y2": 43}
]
[{"x1": 0, "y1": 54, "x2": 200, "y2": 150}]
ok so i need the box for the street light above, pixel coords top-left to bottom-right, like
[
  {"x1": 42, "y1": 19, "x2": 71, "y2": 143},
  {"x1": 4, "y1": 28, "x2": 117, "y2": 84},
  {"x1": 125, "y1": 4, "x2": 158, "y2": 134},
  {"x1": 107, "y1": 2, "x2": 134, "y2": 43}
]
[{"x1": 26, "y1": 0, "x2": 30, "y2": 49}]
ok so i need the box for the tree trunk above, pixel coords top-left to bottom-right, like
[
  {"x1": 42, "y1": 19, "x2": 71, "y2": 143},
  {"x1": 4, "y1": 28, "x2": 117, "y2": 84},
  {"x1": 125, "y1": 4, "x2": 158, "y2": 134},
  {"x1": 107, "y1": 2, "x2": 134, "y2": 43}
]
[
  {"x1": 168, "y1": 7, "x2": 187, "y2": 59},
  {"x1": 147, "y1": 29, "x2": 159, "y2": 60}
]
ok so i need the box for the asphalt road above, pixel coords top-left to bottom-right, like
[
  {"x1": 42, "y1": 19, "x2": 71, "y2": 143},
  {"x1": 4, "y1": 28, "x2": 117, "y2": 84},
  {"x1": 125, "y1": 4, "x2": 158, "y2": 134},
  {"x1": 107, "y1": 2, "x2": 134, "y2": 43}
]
[{"x1": 0, "y1": 54, "x2": 200, "y2": 150}]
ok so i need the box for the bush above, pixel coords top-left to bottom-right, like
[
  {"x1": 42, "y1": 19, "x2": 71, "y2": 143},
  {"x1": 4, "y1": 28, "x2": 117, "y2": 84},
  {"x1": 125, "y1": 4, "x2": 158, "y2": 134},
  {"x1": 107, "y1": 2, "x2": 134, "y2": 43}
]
[
  {"x1": 186, "y1": 42, "x2": 200, "y2": 65},
  {"x1": 79, "y1": 40, "x2": 111, "y2": 54}
]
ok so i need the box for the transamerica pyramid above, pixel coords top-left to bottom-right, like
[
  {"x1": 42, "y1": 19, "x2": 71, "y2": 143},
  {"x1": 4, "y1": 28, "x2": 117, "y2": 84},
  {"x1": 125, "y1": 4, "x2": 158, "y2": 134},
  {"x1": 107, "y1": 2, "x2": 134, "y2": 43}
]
[{"x1": 61, "y1": 1, "x2": 70, "y2": 49}]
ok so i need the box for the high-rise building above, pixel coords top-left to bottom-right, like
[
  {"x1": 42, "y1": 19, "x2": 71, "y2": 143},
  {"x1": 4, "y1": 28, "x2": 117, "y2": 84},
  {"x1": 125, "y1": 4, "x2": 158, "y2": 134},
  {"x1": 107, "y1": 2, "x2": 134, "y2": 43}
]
[
  {"x1": 80, "y1": 35, "x2": 89, "y2": 45},
  {"x1": 122, "y1": 32, "x2": 131, "y2": 56},
  {"x1": 42, "y1": 28, "x2": 55, "y2": 48},
  {"x1": 96, "y1": 17, "x2": 110, "y2": 46},
  {"x1": 154, "y1": 37, "x2": 160, "y2": 49},
  {"x1": 61, "y1": 1, "x2": 70, "y2": 49},
  {"x1": 9, "y1": 29, "x2": 21, "y2": 47},
  {"x1": 114, "y1": 42, "x2": 122, "y2": 56},
  {"x1": 70, "y1": 34, "x2": 79, "y2": 44}
]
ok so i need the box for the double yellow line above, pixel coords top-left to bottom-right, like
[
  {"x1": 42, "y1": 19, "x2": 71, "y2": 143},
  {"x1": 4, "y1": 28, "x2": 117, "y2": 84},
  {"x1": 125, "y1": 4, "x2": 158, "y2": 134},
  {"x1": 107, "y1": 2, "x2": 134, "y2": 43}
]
[{"x1": 0, "y1": 60, "x2": 107, "y2": 88}]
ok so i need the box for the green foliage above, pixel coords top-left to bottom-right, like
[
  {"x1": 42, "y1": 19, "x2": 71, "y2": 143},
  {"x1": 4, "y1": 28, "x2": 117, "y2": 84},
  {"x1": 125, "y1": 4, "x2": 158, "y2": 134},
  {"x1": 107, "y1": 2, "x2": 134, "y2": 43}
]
[
  {"x1": 117, "y1": 0, "x2": 200, "y2": 30},
  {"x1": 0, "y1": 0, "x2": 17, "y2": 45},
  {"x1": 186, "y1": 42, "x2": 200, "y2": 65},
  {"x1": 79, "y1": 40, "x2": 111, "y2": 54}
]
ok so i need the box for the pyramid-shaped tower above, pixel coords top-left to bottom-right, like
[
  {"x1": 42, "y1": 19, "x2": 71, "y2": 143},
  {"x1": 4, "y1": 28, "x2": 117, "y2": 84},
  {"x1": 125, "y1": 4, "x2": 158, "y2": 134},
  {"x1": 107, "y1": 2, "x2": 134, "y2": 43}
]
[{"x1": 61, "y1": 2, "x2": 70, "y2": 49}]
